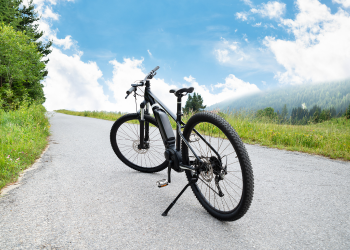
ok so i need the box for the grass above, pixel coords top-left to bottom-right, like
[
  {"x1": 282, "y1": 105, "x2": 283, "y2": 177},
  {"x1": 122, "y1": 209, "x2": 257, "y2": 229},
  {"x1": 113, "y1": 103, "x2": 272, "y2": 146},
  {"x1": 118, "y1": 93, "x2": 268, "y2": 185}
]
[
  {"x1": 56, "y1": 109, "x2": 125, "y2": 121},
  {"x1": 55, "y1": 109, "x2": 350, "y2": 161},
  {"x1": 0, "y1": 103, "x2": 50, "y2": 191},
  {"x1": 223, "y1": 110, "x2": 350, "y2": 160}
]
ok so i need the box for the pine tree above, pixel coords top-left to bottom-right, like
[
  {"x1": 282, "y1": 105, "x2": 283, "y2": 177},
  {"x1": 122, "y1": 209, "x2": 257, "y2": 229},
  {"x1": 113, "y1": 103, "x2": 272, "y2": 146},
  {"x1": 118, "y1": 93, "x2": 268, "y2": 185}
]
[
  {"x1": 346, "y1": 104, "x2": 350, "y2": 119},
  {"x1": 183, "y1": 92, "x2": 206, "y2": 113},
  {"x1": 281, "y1": 104, "x2": 288, "y2": 120}
]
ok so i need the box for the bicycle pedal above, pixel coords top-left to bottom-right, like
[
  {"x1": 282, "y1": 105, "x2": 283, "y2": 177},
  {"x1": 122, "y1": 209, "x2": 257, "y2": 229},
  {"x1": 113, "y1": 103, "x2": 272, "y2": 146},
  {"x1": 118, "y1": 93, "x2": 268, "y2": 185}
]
[{"x1": 156, "y1": 179, "x2": 169, "y2": 188}]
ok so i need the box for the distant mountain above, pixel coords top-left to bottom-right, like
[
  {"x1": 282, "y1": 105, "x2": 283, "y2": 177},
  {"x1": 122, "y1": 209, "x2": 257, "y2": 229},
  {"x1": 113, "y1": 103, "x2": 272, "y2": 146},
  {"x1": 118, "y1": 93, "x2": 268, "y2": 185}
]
[{"x1": 209, "y1": 79, "x2": 350, "y2": 115}]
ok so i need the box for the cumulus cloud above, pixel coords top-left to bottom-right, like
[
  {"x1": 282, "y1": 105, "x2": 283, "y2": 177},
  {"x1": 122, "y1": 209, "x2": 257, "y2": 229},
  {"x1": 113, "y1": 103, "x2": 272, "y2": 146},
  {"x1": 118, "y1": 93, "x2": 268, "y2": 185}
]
[
  {"x1": 264, "y1": 0, "x2": 350, "y2": 84},
  {"x1": 235, "y1": 1, "x2": 286, "y2": 22},
  {"x1": 236, "y1": 12, "x2": 248, "y2": 21},
  {"x1": 32, "y1": 0, "x2": 113, "y2": 111},
  {"x1": 106, "y1": 58, "x2": 260, "y2": 112},
  {"x1": 28, "y1": 0, "x2": 76, "y2": 50},
  {"x1": 107, "y1": 58, "x2": 178, "y2": 113},
  {"x1": 184, "y1": 75, "x2": 260, "y2": 107},
  {"x1": 43, "y1": 49, "x2": 115, "y2": 111},
  {"x1": 241, "y1": 0, "x2": 254, "y2": 7},
  {"x1": 251, "y1": 1, "x2": 286, "y2": 19},
  {"x1": 41, "y1": 6, "x2": 59, "y2": 20},
  {"x1": 214, "y1": 38, "x2": 279, "y2": 72},
  {"x1": 333, "y1": 0, "x2": 350, "y2": 8}
]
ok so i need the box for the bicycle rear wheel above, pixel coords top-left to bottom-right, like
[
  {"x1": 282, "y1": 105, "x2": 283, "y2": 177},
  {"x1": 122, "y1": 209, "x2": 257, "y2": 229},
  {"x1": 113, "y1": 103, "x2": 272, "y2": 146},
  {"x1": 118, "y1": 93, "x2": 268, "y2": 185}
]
[
  {"x1": 110, "y1": 113, "x2": 167, "y2": 173},
  {"x1": 182, "y1": 112, "x2": 254, "y2": 221}
]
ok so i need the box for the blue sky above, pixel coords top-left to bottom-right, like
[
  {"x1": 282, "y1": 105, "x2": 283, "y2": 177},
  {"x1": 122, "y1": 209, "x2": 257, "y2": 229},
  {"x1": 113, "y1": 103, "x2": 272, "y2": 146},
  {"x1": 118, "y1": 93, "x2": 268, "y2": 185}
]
[{"x1": 30, "y1": 0, "x2": 350, "y2": 112}]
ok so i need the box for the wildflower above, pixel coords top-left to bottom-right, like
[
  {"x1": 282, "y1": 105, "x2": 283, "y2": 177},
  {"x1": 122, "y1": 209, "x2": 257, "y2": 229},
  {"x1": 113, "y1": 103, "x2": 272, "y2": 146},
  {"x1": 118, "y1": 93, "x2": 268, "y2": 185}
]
[
  {"x1": 7, "y1": 155, "x2": 10, "y2": 159},
  {"x1": 16, "y1": 158, "x2": 20, "y2": 161}
]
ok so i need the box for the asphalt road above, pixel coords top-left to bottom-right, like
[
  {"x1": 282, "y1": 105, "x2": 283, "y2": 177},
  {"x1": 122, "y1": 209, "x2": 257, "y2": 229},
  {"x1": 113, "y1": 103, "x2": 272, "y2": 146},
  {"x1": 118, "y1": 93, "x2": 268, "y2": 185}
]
[{"x1": 1, "y1": 112, "x2": 349, "y2": 249}]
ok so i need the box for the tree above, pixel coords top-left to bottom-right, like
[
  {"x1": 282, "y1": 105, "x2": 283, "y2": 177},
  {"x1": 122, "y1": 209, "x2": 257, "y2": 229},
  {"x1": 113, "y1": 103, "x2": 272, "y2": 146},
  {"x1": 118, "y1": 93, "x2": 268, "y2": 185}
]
[
  {"x1": 0, "y1": 0, "x2": 52, "y2": 75},
  {"x1": 346, "y1": 104, "x2": 350, "y2": 119},
  {"x1": 281, "y1": 104, "x2": 288, "y2": 120},
  {"x1": 0, "y1": 0, "x2": 51, "y2": 110},
  {"x1": 18, "y1": 0, "x2": 52, "y2": 70},
  {"x1": 256, "y1": 107, "x2": 278, "y2": 120},
  {"x1": 0, "y1": 24, "x2": 45, "y2": 110},
  {"x1": 183, "y1": 92, "x2": 206, "y2": 113}
]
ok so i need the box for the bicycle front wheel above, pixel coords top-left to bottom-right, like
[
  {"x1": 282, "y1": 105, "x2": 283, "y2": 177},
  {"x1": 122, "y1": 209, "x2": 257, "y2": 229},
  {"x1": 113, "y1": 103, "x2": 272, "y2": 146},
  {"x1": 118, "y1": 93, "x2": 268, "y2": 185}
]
[
  {"x1": 110, "y1": 113, "x2": 167, "y2": 173},
  {"x1": 182, "y1": 112, "x2": 254, "y2": 221}
]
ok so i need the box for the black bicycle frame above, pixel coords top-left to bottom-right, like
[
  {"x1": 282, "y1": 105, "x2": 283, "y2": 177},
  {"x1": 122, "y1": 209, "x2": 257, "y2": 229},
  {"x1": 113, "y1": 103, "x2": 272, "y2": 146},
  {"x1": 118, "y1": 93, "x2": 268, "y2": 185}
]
[{"x1": 138, "y1": 80, "x2": 222, "y2": 169}]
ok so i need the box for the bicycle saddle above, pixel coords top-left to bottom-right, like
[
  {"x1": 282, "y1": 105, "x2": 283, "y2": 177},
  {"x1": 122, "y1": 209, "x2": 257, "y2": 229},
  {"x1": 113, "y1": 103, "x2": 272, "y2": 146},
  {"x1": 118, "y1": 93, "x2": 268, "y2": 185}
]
[{"x1": 169, "y1": 87, "x2": 194, "y2": 96}]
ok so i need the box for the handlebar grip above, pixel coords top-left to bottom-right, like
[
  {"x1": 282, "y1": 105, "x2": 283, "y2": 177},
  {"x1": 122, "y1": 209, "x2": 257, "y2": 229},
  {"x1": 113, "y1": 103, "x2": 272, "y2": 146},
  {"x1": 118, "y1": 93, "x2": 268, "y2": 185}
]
[
  {"x1": 152, "y1": 66, "x2": 159, "y2": 72},
  {"x1": 126, "y1": 86, "x2": 136, "y2": 95}
]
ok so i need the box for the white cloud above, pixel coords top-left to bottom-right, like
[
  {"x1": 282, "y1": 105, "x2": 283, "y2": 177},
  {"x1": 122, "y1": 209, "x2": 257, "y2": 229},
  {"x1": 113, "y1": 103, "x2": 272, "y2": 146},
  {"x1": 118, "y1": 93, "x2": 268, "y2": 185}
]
[
  {"x1": 184, "y1": 75, "x2": 260, "y2": 107},
  {"x1": 42, "y1": 6, "x2": 59, "y2": 20},
  {"x1": 214, "y1": 38, "x2": 279, "y2": 72},
  {"x1": 147, "y1": 50, "x2": 152, "y2": 56},
  {"x1": 43, "y1": 49, "x2": 115, "y2": 111},
  {"x1": 215, "y1": 49, "x2": 230, "y2": 63},
  {"x1": 251, "y1": 1, "x2": 286, "y2": 19},
  {"x1": 264, "y1": 0, "x2": 350, "y2": 84},
  {"x1": 241, "y1": 0, "x2": 254, "y2": 7},
  {"x1": 51, "y1": 35, "x2": 74, "y2": 50},
  {"x1": 36, "y1": 0, "x2": 114, "y2": 111},
  {"x1": 253, "y1": 22, "x2": 262, "y2": 27},
  {"x1": 333, "y1": 0, "x2": 350, "y2": 8},
  {"x1": 107, "y1": 58, "x2": 178, "y2": 113},
  {"x1": 236, "y1": 12, "x2": 248, "y2": 21},
  {"x1": 28, "y1": 0, "x2": 76, "y2": 50}
]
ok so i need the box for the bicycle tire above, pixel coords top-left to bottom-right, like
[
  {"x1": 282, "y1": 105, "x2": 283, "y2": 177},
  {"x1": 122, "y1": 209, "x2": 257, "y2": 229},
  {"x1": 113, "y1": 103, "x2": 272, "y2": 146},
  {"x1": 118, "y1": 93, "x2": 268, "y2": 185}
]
[
  {"x1": 182, "y1": 112, "x2": 254, "y2": 221},
  {"x1": 110, "y1": 113, "x2": 168, "y2": 173}
]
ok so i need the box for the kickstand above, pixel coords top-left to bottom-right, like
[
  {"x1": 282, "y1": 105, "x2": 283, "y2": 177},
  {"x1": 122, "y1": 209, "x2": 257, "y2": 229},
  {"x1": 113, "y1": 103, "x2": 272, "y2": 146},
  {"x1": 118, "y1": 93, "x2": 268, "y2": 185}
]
[{"x1": 162, "y1": 177, "x2": 198, "y2": 216}]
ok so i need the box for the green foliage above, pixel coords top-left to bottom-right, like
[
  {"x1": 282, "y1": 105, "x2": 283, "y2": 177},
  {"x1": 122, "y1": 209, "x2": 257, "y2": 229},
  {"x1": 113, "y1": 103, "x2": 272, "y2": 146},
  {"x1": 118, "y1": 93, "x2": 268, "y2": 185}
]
[
  {"x1": 0, "y1": 0, "x2": 52, "y2": 63},
  {"x1": 0, "y1": 24, "x2": 46, "y2": 110},
  {"x1": 0, "y1": 102, "x2": 50, "y2": 190},
  {"x1": 290, "y1": 105, "x2": 336, "y2": 125},
  {"x1": 183, "y1": 92, "x2": 206, "y2": 114},
  {"x1": 346, "y1": 104, "x2": 350, "y2": 119},
  {"x1": 281, "y1": 104, "x2": 288, "y2": 120},
  {"x1": 256, "y1": 107, "x2": 278, "y2": 120}
]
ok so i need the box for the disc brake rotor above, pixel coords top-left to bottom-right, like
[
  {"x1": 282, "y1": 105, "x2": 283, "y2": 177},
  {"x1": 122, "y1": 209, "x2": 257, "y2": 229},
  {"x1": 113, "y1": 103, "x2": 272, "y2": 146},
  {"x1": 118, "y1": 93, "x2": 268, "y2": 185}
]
[{"x1": 132, "y1": 140, "x2": 148, "y2": 154}]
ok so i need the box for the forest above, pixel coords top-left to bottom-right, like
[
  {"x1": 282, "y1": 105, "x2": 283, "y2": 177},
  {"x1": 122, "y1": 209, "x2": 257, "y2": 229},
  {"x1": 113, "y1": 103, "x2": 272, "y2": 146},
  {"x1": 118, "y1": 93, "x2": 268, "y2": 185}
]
[{"x1": 210, "y1": 79, "x2": 350, "y2": 117}]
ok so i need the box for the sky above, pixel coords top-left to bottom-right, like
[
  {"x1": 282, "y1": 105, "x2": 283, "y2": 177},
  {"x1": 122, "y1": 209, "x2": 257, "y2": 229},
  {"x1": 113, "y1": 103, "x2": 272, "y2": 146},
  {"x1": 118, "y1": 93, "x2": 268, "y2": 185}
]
[{"x1": 27, "y1": 0, "x2": 350, "y2": 113}]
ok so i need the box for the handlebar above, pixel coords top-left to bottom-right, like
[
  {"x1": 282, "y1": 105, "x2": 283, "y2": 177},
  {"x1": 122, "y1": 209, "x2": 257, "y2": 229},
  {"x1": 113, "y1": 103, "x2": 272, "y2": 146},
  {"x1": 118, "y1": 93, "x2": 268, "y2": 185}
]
[
  {"x1": 125, "y1": 66, "x2": 160, "y2": 99},
  {"x1": 143, "y1": 66, "x2": 160, "y2": 81}
]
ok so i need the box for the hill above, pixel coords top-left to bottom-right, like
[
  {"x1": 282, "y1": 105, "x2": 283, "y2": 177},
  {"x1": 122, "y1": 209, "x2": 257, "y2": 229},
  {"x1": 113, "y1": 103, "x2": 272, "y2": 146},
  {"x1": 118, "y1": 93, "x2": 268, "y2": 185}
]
[{"x1": 209, "y1": 79, "x2": 350, "y2": 115}]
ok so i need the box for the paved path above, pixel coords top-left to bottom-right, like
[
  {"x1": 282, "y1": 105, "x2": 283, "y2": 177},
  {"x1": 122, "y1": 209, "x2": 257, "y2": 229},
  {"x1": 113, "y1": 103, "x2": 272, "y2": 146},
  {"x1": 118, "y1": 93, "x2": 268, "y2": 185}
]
[{"x1": 1, "y1": 112, "x2": 349, "y2": 249}]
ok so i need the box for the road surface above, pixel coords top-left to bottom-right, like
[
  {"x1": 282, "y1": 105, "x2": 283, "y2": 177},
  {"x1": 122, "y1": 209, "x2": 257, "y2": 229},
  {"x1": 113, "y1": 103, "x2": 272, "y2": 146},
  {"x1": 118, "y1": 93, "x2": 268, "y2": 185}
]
[{"x1": 1, "y1": 112, "x2": 349, "y2": 249}]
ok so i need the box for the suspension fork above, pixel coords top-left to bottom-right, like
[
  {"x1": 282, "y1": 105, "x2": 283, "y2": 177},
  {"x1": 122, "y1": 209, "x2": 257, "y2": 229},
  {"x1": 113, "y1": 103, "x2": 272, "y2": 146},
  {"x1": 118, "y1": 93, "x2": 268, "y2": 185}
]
[
  {"x1": 145, "y1": 102, "x2": 150, "y2": 142},
  {"x1": 139, "y1": 101, "x2": 149, "y2": 149}
]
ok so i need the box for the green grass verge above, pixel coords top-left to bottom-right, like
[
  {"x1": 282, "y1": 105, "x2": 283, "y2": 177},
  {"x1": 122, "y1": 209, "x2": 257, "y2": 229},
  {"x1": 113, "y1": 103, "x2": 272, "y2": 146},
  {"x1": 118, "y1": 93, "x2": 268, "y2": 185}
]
[
  {"x1": 0, "y1": 103, "x2": 50, "y2": 191},
  {"x1": 55, "y1": 109, "x2": 350, "y2": 161},
  {"x1": 56, "y1": 109, "x2": 125, "y2": 121}
]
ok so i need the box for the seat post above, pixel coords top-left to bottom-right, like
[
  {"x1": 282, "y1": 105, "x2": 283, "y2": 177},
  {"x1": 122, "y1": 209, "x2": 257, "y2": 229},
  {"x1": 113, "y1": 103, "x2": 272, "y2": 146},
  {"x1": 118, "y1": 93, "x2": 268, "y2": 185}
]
[{"x1": 176, "y1": 95, "x2": 182, "y2": 152}]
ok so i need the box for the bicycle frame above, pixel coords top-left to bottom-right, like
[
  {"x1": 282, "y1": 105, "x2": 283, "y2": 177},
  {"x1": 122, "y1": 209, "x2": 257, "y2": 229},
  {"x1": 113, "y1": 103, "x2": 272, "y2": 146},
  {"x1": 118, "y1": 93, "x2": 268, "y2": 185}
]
[{"x1": 137, "y1": 80, "x2": 222, "y2": 171}]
